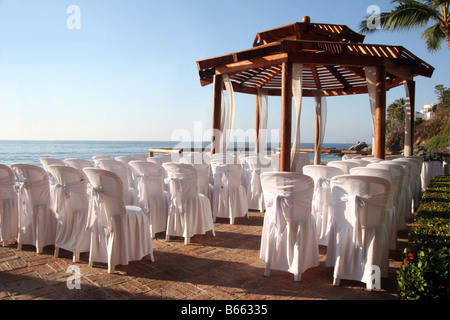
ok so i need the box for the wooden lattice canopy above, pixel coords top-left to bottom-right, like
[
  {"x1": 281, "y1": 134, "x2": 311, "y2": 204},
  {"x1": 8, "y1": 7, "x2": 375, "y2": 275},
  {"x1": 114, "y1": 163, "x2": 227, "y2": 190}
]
[{"x1": 197, "y1": 18, "x2": 434, "y2": 96}]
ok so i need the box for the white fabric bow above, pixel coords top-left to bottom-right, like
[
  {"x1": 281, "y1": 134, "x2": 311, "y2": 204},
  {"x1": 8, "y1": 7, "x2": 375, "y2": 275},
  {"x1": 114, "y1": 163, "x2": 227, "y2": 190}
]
[
  {"x1": 165, "y1": 177, "x2": 185, "y2": 219},
  {"x1": 266, "y1": 194, "x2": 292, "y2": 235},
  {"x1": 333, "y1": 189, "x2": 388, "y2": 248},
  {"x1": 86, "y1": 184, "x2": 109, "y2": 231}
]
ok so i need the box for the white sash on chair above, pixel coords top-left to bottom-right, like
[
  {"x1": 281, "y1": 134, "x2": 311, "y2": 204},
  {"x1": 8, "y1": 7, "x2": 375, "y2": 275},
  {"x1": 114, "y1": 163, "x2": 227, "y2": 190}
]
[{"x1": 332, "y1": 189, "x2": 388, "y2": 248}]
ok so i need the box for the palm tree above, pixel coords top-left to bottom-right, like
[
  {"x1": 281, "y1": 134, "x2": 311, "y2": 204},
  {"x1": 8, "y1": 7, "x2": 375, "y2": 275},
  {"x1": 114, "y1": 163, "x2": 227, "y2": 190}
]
[
  {"x1": 387, "y1": 98, "x2": 406, "y2": 133},
  {"x1": 360, "y1": 0, "x2": 450, "y2": 55}
]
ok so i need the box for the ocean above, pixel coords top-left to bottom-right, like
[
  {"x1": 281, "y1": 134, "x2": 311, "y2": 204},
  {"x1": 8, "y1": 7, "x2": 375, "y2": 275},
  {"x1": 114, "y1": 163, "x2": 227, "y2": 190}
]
[{"x1": 0, "y1": 140, "x2": 353, "y2": 167}]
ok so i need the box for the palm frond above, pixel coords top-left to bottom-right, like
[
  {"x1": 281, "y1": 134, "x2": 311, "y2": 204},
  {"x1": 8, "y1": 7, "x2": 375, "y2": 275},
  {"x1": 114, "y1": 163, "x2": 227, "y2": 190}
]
[
  {"x1": 384, "y1": 2, "x2": 440, "y2": 30},
  {"x1": 421, "y1": 23, "x2": 445, "y2": 51}
]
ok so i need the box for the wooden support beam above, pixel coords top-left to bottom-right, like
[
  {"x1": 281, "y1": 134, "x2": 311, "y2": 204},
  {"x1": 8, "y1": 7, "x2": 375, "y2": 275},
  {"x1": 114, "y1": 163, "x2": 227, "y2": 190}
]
[
  {"x1": 374, "y1": 65, "x2": 386, "y2": 159},
  {"x1": 280, "y1": 61, "x2": 293, "y2": 172},
  {"x1": 404, "y1": 80, "x2": 416, "y2": 157},
  {"x1": 211, "y1": 74, "x2": 223, "y2": 156}
]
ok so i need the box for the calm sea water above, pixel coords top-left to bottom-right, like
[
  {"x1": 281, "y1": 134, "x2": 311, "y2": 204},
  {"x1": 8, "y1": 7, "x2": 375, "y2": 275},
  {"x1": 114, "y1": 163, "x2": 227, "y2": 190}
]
[{"x1": 0, "y1": 140, "x2": 352, "y2": 167}]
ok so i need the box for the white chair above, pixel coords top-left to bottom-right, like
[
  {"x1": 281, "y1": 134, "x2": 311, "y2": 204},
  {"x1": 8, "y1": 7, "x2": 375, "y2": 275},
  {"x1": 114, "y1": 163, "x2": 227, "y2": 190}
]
[
  {"x1": 95, "y1": 158, "x2": 138, "y2": 206},
  {"x1": 390, "y1": 160, "x2": 413, "y2": 224},
  {"x1": 83, "y1": 167, "x2": 154, "y2": 273},
  {"x1": 64, "y1": 158, "x2": 94, "y2": 170},
  {"x1": 327, "y1": 161, "x2": 359, "y2": 174},
  {"x1": 92, "y1": 155, "x2": 114, "y2": 167},
  {"x1": 131, "y1": 154, "x2": 149, "y2": 161},
  {"x1": 326, "y1": 175, "x2": 390, "y2": 290},
  {"x1": 47, "y1": 165, "x2": 90, "y2": 262},
  {"x1": 260, "y1": 172, "x2": 319, "y2": 281},
  {"x1": 11, "y1": 164, "x2": 57, "y2": 253},
  {"x1": 264, "y1": 153, "x2": 280, "y2": 171},
  {"x1": 303, "y1": 165, "x2": 344, "y2": 246},
  {"x1": 394, "y1": 157, "x2": 422, "y2": 211},
  {"x1": 210, "y1": 162, "x2": 248, "y2": 224},
  {"x1": 342, "y1": 154, "x2": 359, "y2": 160},
  {"x1": 343, "y1": 159, "x2": 371, "y2": 167},
  {"x1": 128, "y1": 161, "x2": 169, "y2": 238},
  {"x1": 40, "y1": 157, "x2": 65, "y2": 171},
  {"x1": 350, "y1": 167, "x2": 397, "y2": 251},
  {"x1": 162, "y1": 162, "x2": 215, "y2": 244},
  {"x1": 179, "y1": 158, "x2": 213, "y2": 204},
  {"x1": 116, "y1": 156, "x2": 142, "y2": 204},
  {"x1": 367, "y1": 161, "x2": 406, "y2": 235},
  {"x1": 0, "y1": 164, "x2": 18, "y2": 246},
  {"x1": 241, "y1": 155, "x2": 272, "y2": 211}
]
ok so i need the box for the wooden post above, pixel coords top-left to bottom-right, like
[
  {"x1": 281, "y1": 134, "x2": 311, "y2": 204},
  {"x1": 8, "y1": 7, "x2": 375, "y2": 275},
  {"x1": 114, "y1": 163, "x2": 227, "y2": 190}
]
[
  {"x1": 404, "y1": 80, "x2": 416, "y2": 157},
  {"x1": 374, "y1": 65, "x2": 386, "y2": 159},
  {"x1": 314, "y1": 95, "x2": 322, "y2": 165},
  {"x1": 211, "y1": 74, "x2": 223, "y2": 156},
  {"x1": 280, "y1": 61, "x2": 293, "y2": 172}
]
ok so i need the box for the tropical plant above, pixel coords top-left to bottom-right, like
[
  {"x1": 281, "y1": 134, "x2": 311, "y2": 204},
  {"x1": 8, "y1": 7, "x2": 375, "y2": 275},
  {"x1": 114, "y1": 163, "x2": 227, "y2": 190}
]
[
  {"x1": 387, "y1": 98, "x2": 406, "y2": 133},
  {"x1": 360, "y1": 0, "x2": 450, "y2": 54}
]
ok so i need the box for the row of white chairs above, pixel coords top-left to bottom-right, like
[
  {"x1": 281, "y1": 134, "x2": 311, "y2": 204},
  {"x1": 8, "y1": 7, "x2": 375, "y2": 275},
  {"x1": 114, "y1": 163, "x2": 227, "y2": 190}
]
[
  {"x1": 1, "y1": 152, "x2": 424, "y2": 288},
  {"x1": 260, "y1": 154, "x2": 424, "y2": 290}
]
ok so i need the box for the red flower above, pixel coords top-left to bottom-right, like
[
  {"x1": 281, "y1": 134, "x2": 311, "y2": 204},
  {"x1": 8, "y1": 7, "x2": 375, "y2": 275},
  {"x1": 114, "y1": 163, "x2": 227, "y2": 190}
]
[{"x1": 408, "y1": 253, "x2": 414, "y2": 260}]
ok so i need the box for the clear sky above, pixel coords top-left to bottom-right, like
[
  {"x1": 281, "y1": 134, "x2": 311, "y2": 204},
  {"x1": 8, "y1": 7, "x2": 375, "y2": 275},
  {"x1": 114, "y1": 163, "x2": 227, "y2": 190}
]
[{"x1": 0, "y1": 0, "x2": 448, "y2": 144}]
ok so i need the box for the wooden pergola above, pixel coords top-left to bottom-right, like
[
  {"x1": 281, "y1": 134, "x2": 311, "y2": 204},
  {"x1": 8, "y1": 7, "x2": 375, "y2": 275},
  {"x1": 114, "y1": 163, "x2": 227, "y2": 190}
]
[{"x1": 196, "y1": 17, "x2": 434, "y2": 171}]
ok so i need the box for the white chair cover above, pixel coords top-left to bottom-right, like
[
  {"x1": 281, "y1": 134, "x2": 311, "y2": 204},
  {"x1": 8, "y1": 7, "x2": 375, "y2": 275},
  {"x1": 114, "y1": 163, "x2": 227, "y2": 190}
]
[
  {"x1": 394, "y1": 157, "x2": 422, "y2": 211},
  {"x1": 92, "y1": 155, "x2": 114, "y2": 168},
  {"x1": 64, "y1": 158, "x2": 94, "y2": 170},
  {"x1": 342, "y1": 154, "x2": 358, "y2": 160},
  {"x1": 83, "y1": 167, "x2": 154, "y2": 273},
  {"x1": 367, "y1": 161, "x2": 406, "y2": 233},
  {"x1": 40, "y1": 157, "x2": 65, "y2": 171},
  {"x1": 211, "y1": 162, "x2": 248, "y2": 224},
  {"x1": 0, "y1": 164, "x2": 18, "y2": 246},
  {"x1": 390, "y1": 160, "x2": 413, "y2": 223},
  {"x1": 47, "y1": 165, "x2": 90, "y2": 262},
  {"x1": 241, "y1": 155, "x2": 272, "y2": 211},
  {"x1": 264, "y1": 154, "x2": 280, "y2": 172},
  {"x1": 95, "y1": 158, "x2": 138, "y2": 206},
  {"x1": 115, "y1": 156, "x2": 140, "y2": 188},
  {"x1": 128, "y1": 161, "x2": 169, "y2": 237},
  {"x1": 421, "y1": 160, "x2": 443, "y2": 191},
  {"x1": 162, "y1": 163, "x2": 215, "y2": 244},
  {"x1": 326, "y1": 175, "x2": 390, "y2": 289},
  {"x1": 350, "y1": 167, "x2": 397, "y2": 251},
  {"x1": 326, "y1": 161, "x2": 359, "y2": 174},
  {"x1": 303, "y1": 165, "x2": 344, "y2": 246},
  {"x1": 179, "y1": 158, "x2": 213, "y2": 204},
  {"x1": 131, "y1": 154, "x2": 148, "y2": 161},
  {"x1": 260, "y1": 172, "x2": 319, "y2": 281},
  {"x1": 343, "y1": 159, "x2": 371, "y2": 167},
  {"x1": 11, "y1": 164, "x2": 57, "y2": 253}
]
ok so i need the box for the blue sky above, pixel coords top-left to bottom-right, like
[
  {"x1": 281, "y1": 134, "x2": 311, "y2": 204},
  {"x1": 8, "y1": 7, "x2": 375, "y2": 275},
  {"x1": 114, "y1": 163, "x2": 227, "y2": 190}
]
[{"x1": 0, "y1": 0, "x2": 448, "y2": 144}]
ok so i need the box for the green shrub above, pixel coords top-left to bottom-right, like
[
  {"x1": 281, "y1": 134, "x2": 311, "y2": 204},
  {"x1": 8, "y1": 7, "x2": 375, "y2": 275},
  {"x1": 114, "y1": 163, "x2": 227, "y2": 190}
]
[{"x1": 397, "y1": 175, "x2": 450, "y2": 300}]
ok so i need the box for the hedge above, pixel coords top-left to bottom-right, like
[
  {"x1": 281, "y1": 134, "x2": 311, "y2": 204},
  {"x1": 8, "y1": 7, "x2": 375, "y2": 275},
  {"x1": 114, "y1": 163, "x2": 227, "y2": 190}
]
[{"x1": 397, "y1": 175, "x2": 450, "y2": 300}]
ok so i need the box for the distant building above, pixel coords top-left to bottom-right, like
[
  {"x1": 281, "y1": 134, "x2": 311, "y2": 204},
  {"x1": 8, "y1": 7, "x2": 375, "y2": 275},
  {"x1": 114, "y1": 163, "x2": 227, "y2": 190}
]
[{"x1": 415, "y1": 104, "x2": 435, "y2": 121}]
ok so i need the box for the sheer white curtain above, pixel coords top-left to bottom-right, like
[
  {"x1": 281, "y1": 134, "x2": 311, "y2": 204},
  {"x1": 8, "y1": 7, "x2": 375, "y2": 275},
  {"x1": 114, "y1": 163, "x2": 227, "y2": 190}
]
[
  {"x1": 256, "y1": 88, "x2": 268, "y2": 155},
  {"x1": 365, "y1": 67, "x2": 377, "y2": 155},
  {"x1": 219, "y1": 74, "x2": 236, "y2": 153},
  {"x1": 313, "y1": 91, "x2": 327, "y2": 165},
  {"x1": 291, "y1": 63, "x2": 303, "y2": 171}
]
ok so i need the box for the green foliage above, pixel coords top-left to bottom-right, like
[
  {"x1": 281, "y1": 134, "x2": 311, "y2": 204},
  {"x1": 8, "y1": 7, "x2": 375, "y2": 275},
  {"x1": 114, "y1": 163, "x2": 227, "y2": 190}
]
[
  {"x1": 425, "y1": 120, "x2": 450, "y2": 150},
  {"x1": 359, "y1": 0, "x2": 450, "y2": 53},
  {"x1": 397, "y1": 175, "x2": 450, "y2": 300}
]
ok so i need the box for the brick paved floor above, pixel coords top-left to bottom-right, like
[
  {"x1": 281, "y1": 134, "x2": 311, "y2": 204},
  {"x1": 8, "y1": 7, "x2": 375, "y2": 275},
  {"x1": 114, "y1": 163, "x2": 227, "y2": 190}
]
[{"x1": 0, "y1": 211, "x2": 407, "y2": 301}]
